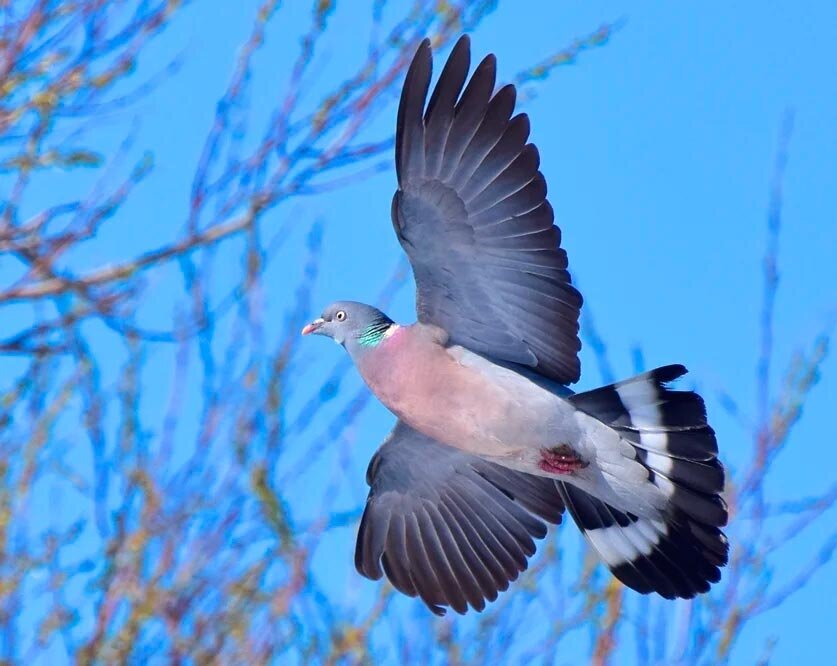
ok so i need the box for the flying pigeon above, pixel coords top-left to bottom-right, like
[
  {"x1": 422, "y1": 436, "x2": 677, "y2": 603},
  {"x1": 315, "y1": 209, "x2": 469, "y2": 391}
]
[{"x1": 302, "y1": 36, "x2": 728, "y2": 615}]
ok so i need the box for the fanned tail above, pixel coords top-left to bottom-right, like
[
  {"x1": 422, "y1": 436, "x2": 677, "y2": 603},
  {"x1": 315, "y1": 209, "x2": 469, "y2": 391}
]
[{"x1": 566, "y1": 364, "x2": 728, "y2": 598}]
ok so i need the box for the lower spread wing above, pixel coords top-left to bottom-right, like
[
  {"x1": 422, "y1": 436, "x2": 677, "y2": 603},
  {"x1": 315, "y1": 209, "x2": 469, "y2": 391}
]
[
  {"x1": 355, "y1": 421, "x2": 565, "y2": 616},
  {"x1": 392, "y1": 36, "x2": 583, "y2": 384}
]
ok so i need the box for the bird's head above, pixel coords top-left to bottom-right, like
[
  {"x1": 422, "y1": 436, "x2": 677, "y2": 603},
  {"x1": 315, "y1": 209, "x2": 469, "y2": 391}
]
[{"x1": 301, "y1": 300, "x2": 396, "y2": 353}]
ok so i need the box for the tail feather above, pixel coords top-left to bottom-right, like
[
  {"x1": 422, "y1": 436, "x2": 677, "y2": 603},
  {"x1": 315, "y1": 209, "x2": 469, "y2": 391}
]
[
  {"x1": 557, "y1": 483, "x2": 723, "y2": 598},
  {"x1": 566, "y1": 364, "x2": 729, "y2": 598}
]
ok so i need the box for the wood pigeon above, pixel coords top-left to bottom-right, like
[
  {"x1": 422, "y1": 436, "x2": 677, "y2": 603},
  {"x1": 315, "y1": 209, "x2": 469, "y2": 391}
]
[{"x1": 302, "y1": 36, "x2": 728, "y2": 615}]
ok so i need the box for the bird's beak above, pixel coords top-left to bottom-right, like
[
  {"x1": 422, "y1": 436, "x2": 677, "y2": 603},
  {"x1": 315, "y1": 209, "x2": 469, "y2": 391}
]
[{"x1": 301, "y1": 318, "x2": 325, "y2": 336}]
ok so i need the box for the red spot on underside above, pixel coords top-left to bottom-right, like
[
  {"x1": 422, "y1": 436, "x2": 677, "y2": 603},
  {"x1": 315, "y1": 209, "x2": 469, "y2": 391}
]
[{"x1": 539, "y1": 444, "x2": 588, "y2": 475}]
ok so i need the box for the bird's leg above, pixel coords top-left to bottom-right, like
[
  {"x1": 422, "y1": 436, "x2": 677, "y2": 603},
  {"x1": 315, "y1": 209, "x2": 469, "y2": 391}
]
[{"x1": 538, "y1": 444, "x2": 589, "y2": 475}]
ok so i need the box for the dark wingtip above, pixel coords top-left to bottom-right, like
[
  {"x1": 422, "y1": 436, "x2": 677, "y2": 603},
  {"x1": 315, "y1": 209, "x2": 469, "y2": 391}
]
[
  {"x1": 656, "y1": 364, "x2": 689, "y2": 384},
  {"x1": 407, "y1": 40, "x2": 432, "y2": 81},
  {"x1": 449, "y1": 34, "x2": 472, "y2": 72},
  {"x1": 415, "y1": 37, "x2": 432, "y2": 59},
  {"x1": 426, "y1": 600, "x2": 447, "y2": 616},
  {"x1": 454, "y1": 33, "x2": 470, "y2": 52},
  {"x1": 479, "y1": 52, "x2": 497, "y2": 76}
]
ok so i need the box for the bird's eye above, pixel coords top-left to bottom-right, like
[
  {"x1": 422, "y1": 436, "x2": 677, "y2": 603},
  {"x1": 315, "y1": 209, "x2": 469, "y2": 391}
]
[{"x1": 335, "y1": 310, "x2": 347, "y2": 322}]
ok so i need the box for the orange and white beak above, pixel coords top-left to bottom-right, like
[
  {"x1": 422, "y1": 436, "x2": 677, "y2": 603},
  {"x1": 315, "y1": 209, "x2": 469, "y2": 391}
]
[{"x1": 301, "y1": 317, "x2": 325, "y2": 336}]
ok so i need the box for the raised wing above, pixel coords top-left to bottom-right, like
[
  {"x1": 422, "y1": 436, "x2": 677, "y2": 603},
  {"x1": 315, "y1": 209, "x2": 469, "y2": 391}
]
[
  {"x1": 355, "y1": 421, "x2": 564, "y2": 615},
  {"x1": 392, "y1": 36, "x2": 583, "y2": 384}
]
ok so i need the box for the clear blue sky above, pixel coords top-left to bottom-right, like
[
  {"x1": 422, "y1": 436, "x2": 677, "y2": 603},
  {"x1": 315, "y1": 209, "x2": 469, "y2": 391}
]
[{"x1": 27, "y1": 1, "x2": 836, "y2": 662}]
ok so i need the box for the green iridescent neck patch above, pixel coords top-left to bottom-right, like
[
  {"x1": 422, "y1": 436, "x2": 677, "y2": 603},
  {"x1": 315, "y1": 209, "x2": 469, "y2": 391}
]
[{"x1": 358, "y1": 320, "x2": 393, "y2": 347}]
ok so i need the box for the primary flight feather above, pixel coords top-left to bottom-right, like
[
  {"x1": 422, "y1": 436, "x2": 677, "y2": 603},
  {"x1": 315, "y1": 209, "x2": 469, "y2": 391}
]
[{"x1": 301, "y1": 36, "x2": 728, "y2": 616}]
